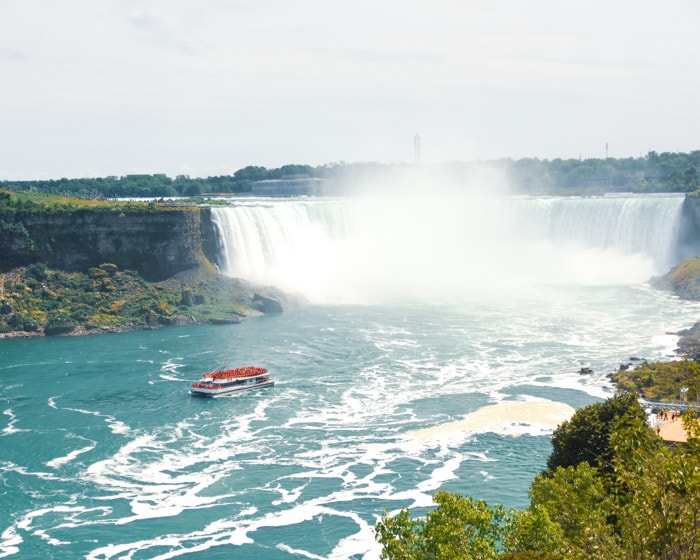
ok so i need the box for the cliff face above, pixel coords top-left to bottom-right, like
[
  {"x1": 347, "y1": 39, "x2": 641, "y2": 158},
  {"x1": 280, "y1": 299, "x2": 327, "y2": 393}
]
[
  {"x1": 678, "y1": 195, "x2": 700, "y2": 262},
  {"x1": 1, "y1": 207, "x2": 209, "y2": 281}
]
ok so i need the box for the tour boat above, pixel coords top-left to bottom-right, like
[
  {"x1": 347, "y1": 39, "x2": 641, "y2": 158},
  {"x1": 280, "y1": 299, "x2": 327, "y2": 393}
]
[{"x1": 190, "y1": 366, "x2": 274, "y2": 397}]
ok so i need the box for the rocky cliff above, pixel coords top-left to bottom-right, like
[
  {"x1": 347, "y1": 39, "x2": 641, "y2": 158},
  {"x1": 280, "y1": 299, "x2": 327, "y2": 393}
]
[
  {"x1": 1, "y1": 206, "x2": 217, "y2": 281},
  {"x1": 678, "y1": 194, "x2": 700, "y2": 262}
]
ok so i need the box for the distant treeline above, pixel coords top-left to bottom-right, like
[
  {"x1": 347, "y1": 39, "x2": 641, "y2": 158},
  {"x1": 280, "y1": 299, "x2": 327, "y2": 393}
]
[
  {"x1": 2, "y1": 151, "x2": 700, "y2": 198},
  {"x1": 504, "y1": 150, "x2": 700, "y2": 193},
  {"x1": 0, "y1": 164, "x2": 321, "y2": 199}
]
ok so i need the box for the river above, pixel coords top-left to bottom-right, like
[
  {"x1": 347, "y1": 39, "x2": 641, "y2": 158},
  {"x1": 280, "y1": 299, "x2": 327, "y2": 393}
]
[{"x1": 1, "y1": 193, "x2": 698, "y2": 559}]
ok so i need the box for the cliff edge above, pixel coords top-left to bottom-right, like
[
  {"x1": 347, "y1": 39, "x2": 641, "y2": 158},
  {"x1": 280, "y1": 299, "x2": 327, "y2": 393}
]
[
  {"x1": 0, "y1": 192, "x2": 299, "y2": 337},
  {"x1": 1, "y1": 202, "x2": 209, "y2": 281}
]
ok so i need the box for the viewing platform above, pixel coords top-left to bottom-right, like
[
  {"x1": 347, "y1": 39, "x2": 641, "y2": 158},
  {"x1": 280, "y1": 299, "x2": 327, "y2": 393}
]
[{"x1": 651, "y1": 409, "x2": 691, "y2": 444}]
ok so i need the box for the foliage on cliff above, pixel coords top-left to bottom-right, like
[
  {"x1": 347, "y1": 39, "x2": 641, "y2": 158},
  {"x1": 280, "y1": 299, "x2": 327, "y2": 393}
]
[
  {"x1": 0, "y1": 189, "x2": 196, "y2": 249},
  {"x1": 375, "y1": 395, "x2": 700, "y2": 559},
  {"x1": 0, "y1": 188, "x2": 195, "y2": 213},
  {"x1": 610, "y1": 359, "x2": 700, "y2": 403},
  {"x1": 0, "y1": 262, "x2": 285, "y2": 337}
]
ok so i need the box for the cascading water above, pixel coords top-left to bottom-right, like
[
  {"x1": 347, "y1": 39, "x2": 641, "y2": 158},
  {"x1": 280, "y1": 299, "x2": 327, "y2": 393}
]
[{"x1": 211, "y1": 194, "x2": 685, "y2": 302}]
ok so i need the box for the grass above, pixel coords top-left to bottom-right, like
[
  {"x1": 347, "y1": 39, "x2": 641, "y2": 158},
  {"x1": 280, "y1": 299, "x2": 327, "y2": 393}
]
[{"x1": 1, "y1": 188, "x2": 198, "y2": 212}]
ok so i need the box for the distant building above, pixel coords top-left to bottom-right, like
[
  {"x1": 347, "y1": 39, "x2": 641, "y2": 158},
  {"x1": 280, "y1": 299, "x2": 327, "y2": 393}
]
[{"x1": 251, "y1": 175, "x2": 325, "y2": 196}]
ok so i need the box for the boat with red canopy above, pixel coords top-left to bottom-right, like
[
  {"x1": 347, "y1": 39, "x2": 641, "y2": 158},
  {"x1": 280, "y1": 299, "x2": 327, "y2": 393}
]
[{"x1": 190, "y1": 366, "x2": 274, "y2": 397}]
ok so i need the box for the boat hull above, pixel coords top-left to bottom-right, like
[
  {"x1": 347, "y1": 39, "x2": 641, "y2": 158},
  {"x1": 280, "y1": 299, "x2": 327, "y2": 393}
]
[{"x1": 190, "y1": 379, "x2": 275, "y2": 397}]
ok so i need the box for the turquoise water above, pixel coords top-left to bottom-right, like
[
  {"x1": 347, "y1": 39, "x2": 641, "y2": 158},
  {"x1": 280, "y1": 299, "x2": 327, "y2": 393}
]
[{"x1": 2, "y1": 287, "x2": 698, "y2": 559}]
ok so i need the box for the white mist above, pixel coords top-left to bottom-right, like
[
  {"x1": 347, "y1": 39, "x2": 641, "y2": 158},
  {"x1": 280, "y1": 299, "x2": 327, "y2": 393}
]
[{"x1": 211, "y1": 189, "x2": 684, "y2": 304}]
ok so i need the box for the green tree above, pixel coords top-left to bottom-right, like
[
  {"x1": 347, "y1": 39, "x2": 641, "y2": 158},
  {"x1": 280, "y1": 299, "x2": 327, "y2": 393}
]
[
  {"x1": 374, "y1": 396, "x2": 700, "y2": 560},
  {"x1": 503, "y1": 505, "x2": 565, "y2": 558},
  {"x1": 529, "y1": 462, "x2": 620, "y2": 558},
  {"x1": 233, "y1": 165, "x2": 269, "y2": 182},
  {"x1": 375, "y1": 491, "x2": 508, "y2": 560},
  {"x1": 182, "y1": 182, "x2": 202, "y2": 196},
  {"x1": 547, "y1": 392, "x2": 645, "y2": 472},
  {"x1": 608, "y1": 412, "x2": 700, "y2": 559}
]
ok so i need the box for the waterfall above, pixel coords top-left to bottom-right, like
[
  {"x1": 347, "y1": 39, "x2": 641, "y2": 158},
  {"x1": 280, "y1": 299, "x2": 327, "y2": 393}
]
[
  {"x1": 210, "y1": 194, "x2": 685, "y2": 302},
  {"x1": 498, "y1": 194, "x2": 684, "y2": 271}
]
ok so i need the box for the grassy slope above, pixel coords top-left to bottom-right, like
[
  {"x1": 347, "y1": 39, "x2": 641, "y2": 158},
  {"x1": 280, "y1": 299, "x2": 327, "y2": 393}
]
[{"x1": 611, "y1": 359, "x2": 700, "y2": 402}]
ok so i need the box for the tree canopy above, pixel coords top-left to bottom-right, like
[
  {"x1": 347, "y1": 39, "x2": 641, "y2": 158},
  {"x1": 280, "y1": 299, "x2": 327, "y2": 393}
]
[
  {"x1": 3, "y1": 151, "x2": 700, "y2": 199},
  {"x1": 546, "y1": 392, "x2": 647, "y2": 472},
  {"x1": 375, "y1": 394, "x2": 700, "y2": 559}
]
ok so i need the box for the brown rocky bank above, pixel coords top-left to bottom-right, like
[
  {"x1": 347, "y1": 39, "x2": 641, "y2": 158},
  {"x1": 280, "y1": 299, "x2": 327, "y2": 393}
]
[{"x1": 651, "y1": 256, "x2": 700, "y2": 359}]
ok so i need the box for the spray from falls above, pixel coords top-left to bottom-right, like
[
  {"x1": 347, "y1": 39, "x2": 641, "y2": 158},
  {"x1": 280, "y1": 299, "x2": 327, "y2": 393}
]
[{"x1": 210, "y1": 193, "x2": 685, "y2": 303}]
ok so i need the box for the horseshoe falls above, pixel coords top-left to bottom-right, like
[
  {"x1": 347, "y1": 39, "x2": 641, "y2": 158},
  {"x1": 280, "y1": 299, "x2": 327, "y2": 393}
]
[
  {"x1": 210, "y1": 193, "x2": 686, "y2": 302},
  {"x1": 2, "y1": 193, "x2": 699, "y2": 559}
]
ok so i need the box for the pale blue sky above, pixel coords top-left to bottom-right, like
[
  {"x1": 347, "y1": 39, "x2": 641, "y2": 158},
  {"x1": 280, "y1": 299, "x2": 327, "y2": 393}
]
[{"x1": 1, "y1": 0, "x2": 699, "y2": 179}]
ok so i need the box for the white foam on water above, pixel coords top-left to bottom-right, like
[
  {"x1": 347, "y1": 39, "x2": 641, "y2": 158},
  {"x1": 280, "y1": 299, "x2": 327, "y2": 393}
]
[
  {"x1": 24, "y1": 390, "x2": 570, "y2": 560},
  {"x1": 34, "y1": 529, "x2": 69, "y2": 546},
  {"x1": 86, "y1": 430, "x2": 237, "y2": 522},
  {"x1": 408, "y1": 399, "x2": 575, "y2": 442},
  {"x1": 86, "y1": 504, "x2": 356, "y2": 559},
  {"x1": 12, "y1": 504, "x2": 107, "y2": 537},
  {"x1": 277, "y1": 544, "x2": 326, "y2": 559},
  {"x1": 479, "y1": 470, "x2": 495, "y2": 481},
  {"x1": 46, "y1": 443, "x2": 96, "y2": 469},
  {"x1": 1, "y1": 409, "x2": 28, "y2": 435},
  {"x1": 0, "y1": 525, "x2": 22, "y2": 558},
  {"x1": 329, "y1": 517, "x2": 383, "y2": 560},
  {"x1": 86, "y1": 535, "x2": 191, "y2": 560},
  {"x1": 80, "y1": 398, "x2": 290, "y2": 526},
  {"x1": 416, "y1": 456, "x2": 462, "y2": 492},
  {"x1": 160, "y1": 358, "x2": 183, "y2": 376},
  {"x1": 271, "y1": 481, "x2": 308, "y2": 505},
  {"x1": 78, "y1": 419, "x2": 481, "y2": 558},
  {"x1": 62, "y1": 406, "x2": 132, "y2": 435},
  {"x1": 535, "y1": 374, "x2": 614, "y2": 401},
  {"x1": 0, "y1": 461, "x2": 63, "y2": 482}
]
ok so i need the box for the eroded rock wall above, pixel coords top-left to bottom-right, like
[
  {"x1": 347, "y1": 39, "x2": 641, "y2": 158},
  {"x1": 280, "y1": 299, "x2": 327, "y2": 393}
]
[{"x1": 1, "y1": 208, "x2": 206, "y2": 281}]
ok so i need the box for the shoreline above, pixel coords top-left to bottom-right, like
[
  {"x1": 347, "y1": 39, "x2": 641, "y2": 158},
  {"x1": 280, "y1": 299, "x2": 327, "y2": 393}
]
[{"x1": 0, "y1": 313, "x2": 258, "y2": 340}]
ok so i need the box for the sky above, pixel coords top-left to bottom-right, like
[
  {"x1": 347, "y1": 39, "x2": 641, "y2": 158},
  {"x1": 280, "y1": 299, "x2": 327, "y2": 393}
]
[{"x1": 1, "y1": 0, "x2": 699, "y2": 180}]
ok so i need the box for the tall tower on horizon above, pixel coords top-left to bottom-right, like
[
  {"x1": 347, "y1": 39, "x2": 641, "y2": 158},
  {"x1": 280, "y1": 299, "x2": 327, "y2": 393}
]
[{"x1": 414, "y1": 133, "x2": 421, "y2": 164}]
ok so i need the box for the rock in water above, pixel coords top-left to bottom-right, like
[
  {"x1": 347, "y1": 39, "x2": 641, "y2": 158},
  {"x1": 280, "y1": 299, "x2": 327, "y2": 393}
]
[{"x1": 253, "y1": 293, "x2": 283, "y2": 313}]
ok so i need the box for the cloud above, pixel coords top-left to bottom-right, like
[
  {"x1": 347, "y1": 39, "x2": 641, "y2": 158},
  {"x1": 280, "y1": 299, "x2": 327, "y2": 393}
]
[
  {"x1": 0, "y1": 47, "x2": 26, "y2": 61},
  {"x1": 313, "y1": 47, "x2": 442, "y2": 66},
  {"x1": 0, "y1": 0, "x2": 698, "y2": 179},
  {"x1": 125, "y1": 8, "x2": 164, "y2": 26}
]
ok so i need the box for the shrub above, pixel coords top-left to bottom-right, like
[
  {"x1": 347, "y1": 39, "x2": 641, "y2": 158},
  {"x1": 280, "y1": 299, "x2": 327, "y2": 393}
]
[
  {"x1": 99, "y1": 263, "x2": 118, "y2": 276},
  {"x1": 26, "y1": 262, "x2": 47, "y2": 281},
  {"x1": 45, "y1": 312, "x2": 77, "y2": 335}
]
